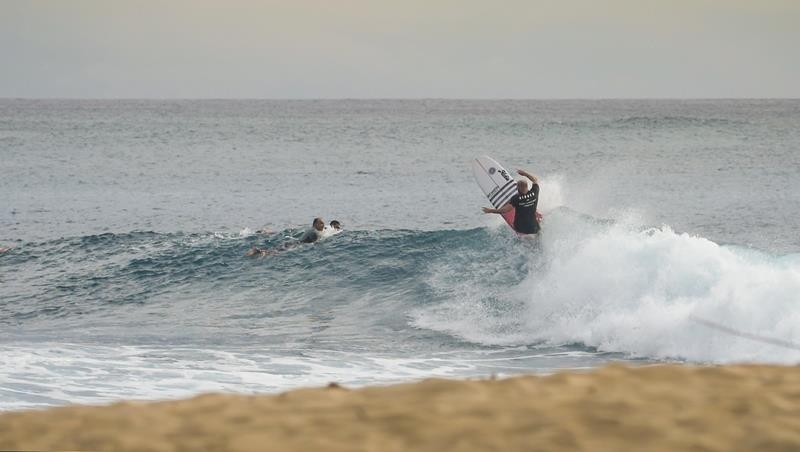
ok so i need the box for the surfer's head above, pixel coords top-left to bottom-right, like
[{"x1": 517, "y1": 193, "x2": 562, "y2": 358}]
[
  {"x1": 312, "y1": 217, "x2": 325, "y2": 231},
  {"x1": 516, "y1": 180, "x2": 529, "y2": 194},
  {"x1": 330, "y1": 220, "x2": 341, "y2": 230}
]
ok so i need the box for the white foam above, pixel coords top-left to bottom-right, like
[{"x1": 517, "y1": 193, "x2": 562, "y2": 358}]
[
  {"x1": 238, "y1": 228, "x2": 255, "y2": 237},
  {"x1": 319, "y1": 225, "x2": 342, "y2": 239},
  {"x1": 527, "y1": 218, "x2": 800, "y2": 363},
  {"x1": 0, "y1": 343, "x2": 538, "y2": 411},
  {"x1": 415, "y1": 210, "x2": 800, "y2": 364},
  {"x1": 537, "y1": 174, "x2": 565, "y2": 213}
]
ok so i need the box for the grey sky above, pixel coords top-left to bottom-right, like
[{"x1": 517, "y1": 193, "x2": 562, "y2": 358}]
[{"x1": 1, "y1": 0, "x2": 798, "y2": 98}]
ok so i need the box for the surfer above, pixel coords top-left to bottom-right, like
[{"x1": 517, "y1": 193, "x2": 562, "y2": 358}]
[
  {"x1": 299, "y1": 217, "x2": 326, "y2": 243},
  {"x1": 482, "y1": 169, "x2": 541, "y2": 234},
  {"x1": 245, "y1": 217, "x2": 328, "y2": 257}
]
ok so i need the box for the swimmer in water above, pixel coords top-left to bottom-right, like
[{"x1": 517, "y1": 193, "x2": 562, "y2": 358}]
[
  {"x1": 245, "y1": 217, "x2": 327, "y2": 257},
  {"x1": 299, "y1": 217, "x2": 326, "y2": 243}
]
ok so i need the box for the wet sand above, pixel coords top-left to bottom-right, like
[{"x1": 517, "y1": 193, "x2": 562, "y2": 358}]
[{"x1": 2, "y1": 364, "x2": 800, "y2": 451}]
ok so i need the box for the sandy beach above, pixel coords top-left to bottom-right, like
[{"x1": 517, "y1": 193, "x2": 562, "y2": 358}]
[{"x1": 2, "y1": 364, "x2": 800, "y2": 451}]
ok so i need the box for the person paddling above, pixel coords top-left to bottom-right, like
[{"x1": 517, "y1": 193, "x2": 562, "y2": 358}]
[{"x1": 245, "y1": 217, "x2": 329, "y2": 257}]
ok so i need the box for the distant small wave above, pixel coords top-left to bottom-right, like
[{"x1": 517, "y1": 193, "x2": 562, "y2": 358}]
[{"x1": 609, "y1": 115, "x2": 746, "y2": 128}]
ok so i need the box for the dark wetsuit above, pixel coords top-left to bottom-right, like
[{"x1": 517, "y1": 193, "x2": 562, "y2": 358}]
[
  {"x1": 299, "y1": 229, "x2": 320, "y2": 243},
  {"x1": 509, "y1": 184, "x2": 540, "y2": 234}
]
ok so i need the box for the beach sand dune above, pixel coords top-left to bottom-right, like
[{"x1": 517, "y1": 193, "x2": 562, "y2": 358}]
[{"x1": 2, "y1": 364, "x2": 800, "y2": 451}]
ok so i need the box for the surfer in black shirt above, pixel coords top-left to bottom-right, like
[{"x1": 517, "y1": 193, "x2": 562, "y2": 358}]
[{"x1": 482, "y1": 169, "x2": 541, "y2": 234}]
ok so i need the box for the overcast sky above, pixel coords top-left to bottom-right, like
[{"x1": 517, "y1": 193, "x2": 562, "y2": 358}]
[{"x1": 1, "y1": 0, "x2": 798, "y2": 98}]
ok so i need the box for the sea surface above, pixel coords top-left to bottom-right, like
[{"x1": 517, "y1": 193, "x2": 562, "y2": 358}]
[{"x1": 1, "y1": 99, "x2": 799, "y2": 411}]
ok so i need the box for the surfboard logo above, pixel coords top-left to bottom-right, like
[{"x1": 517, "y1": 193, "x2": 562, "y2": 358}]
[
  {"x1": 498, "y1": 169, "x2": 511, "y2": 181},
  {"x1": 488, "y1": 167, "x2": 496, "y2": 175}
]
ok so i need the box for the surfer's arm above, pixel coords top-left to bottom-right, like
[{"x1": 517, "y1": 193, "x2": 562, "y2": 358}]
[
  {"x1": 482, "y1": 204, "x2": 513, "y2": 214},
  {"x1": 517, "y1": 169, "x2": 538, "y2": 184}
]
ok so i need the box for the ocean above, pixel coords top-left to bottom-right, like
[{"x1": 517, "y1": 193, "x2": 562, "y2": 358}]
[{"x1": 1, "y1": 99, "x2": 799, "y2": 411}]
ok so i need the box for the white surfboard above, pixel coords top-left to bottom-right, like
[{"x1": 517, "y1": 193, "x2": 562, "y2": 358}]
[{"x1": 472, "y1": 156, "x2": 518, "y2": 230}]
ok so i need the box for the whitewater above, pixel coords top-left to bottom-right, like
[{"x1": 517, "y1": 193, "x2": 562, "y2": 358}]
[{"x1": 1, "y1": 99, "x2": 799, "y2": 410}]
